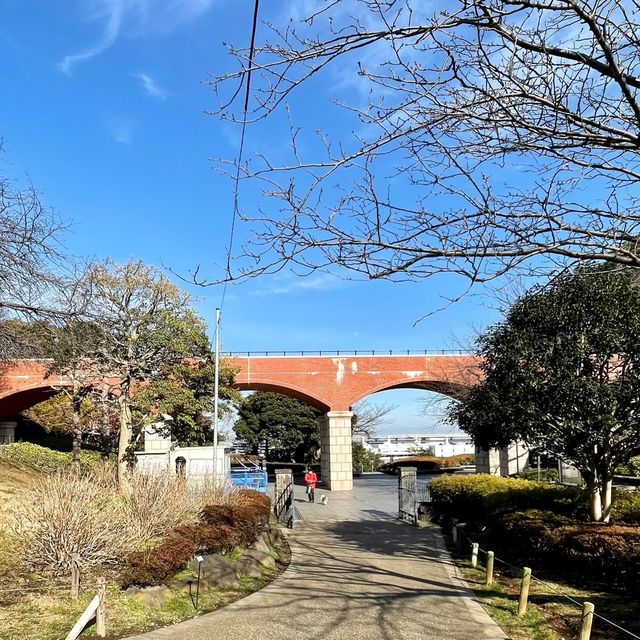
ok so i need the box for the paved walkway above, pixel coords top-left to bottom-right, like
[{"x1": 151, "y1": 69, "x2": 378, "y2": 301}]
[{"x1": 126, "y1": 475, "x2": 508, "y2": 640}]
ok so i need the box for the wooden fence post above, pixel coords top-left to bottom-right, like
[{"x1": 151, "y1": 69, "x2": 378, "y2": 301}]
[
  {"x1": 471, "y1": 542, "x2": 479, "y2": 568},
  {"x1": 485, "y1": 551, "x2": 494, "y2": 586},
  {"x1": 579, "y1": 602, "x2": 594, "y2": 640},
  {"x1": 452, "y1": 524, "x2": 458, "y2": 546},
  {"x1": 518, "y1": 567, "x2": 532, "y2": 617},
  {"x1": 96, "y1": 577, "x2": 106, "y2": 638},
  {"x1": 70, "y1": 564, "x2": 80, "y2": 600}
]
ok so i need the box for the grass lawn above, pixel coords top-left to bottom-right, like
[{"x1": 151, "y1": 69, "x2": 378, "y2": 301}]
[{"x1": 0, "y1": 551, "x2": 288, "y2": 640}]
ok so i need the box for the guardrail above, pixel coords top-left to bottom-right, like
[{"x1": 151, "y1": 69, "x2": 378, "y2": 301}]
[{"x1": 222, "y1": 349, "x2": 471, "y2": 357}]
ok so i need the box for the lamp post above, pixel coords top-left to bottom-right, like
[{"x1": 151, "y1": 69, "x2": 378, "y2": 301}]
[{"x1": 213, "y1": 308, "x2": 221, "y2": 482}]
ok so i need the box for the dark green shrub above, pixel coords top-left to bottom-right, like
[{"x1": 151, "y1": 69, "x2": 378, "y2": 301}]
[
  {"x1": 485, "y1": 509, "x2": 640, "y2": 594},
  {"x1": 494, "y1": 509, "x2": 572, "y2": 562}
]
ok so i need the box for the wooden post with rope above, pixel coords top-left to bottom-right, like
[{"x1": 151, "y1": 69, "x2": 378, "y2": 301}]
[
  {"x1": 518, "y1": 567, "x2": 531, "y2": 617},
  {"x1": 485, "y1": 551, "x2": 494, "y2": 586}
]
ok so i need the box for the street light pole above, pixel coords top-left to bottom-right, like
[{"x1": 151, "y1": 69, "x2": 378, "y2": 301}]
[{"x1": 213, "y1": 307, "x2": 221, "y2": 482}]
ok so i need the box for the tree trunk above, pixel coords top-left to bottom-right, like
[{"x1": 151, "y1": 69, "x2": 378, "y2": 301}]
[
  {"x1": 600, "y1": 476, "x2": 613, "y2": 524},
  {"x1": 583, "y1": 472, "x2": 604, "y2": 522},
  {"x1": 583, "y1": 469, "x2": 614, "y2": 523},
  {"x1": 117, "y1": 393, "x2": 133, "y2": 492},
  {"x1": 70, "y1": 396, "x2": 83, "y2": 473}
]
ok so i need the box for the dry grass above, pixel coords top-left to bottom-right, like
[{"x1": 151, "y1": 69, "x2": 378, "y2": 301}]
[
  {"x1": 8, "y1": 470, "x2": 138, "y2": 574},
  {"x1": 6, "y1": 465, "x2": 244, "y2": 577}
]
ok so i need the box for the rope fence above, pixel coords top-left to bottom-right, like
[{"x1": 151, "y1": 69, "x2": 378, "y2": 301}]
[{"x1": 453, "y1": 525, "x2": 639, "y2": 640}]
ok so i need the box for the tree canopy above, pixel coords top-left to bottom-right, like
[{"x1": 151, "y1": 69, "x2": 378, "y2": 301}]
[
  {"x1": 84, "y1": 260, "x2": 236, "y2": 486},
  {"x1": 234, "y1": 391, "x2": 320, "y2": 462},
  {"x1": 451, "y1": 266, "x2": 640, "y2": 522},
  {"x1": 214, "y1": 0, "x2": 640, "y2": 291}
]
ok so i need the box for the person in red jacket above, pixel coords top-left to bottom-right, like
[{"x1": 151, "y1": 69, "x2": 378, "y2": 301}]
[{"x1": 304, "y1": 468, "x2": 317, "y2": 503}]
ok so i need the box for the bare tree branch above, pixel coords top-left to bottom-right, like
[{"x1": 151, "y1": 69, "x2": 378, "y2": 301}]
[
  {"x1": 205, "y1": 0, "x2": 640, "y2": 291},
  {"x1": 351, "y1": 399, "x2": 397, "y2": 437}
]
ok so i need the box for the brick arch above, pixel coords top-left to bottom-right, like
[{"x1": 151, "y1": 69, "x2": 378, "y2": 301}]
[
  {"x1": 346, "y1": 377, "x2": 469, "y2": 408},
  {"x1": 233, "y1": 381, "x2": 332, "y2": 412},
  {"x1": 231, "y1": 354, "x2": 480, "y2": 413},
  {"x1": 0, "y1": 384, "x2": 64, "y2": 415}
]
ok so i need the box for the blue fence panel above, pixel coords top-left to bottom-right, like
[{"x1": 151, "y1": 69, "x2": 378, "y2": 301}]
[{"x1": 229, "y1": 468, "x2": 269, "y2": 494}]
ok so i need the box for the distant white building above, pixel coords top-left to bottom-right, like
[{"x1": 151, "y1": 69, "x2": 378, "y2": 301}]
[{"x1": 357, "y1": 433, "x2": 474, "y2": 462}]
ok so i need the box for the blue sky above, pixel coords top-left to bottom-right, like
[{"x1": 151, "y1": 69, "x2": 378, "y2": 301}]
[{"x1": 0, "y1": 0, "x2": 503, "y2": 434}]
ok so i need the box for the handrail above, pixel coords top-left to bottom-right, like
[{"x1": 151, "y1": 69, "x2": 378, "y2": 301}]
[{"x1": 222, "y1": 349, "x2": 472, "y2": 357}]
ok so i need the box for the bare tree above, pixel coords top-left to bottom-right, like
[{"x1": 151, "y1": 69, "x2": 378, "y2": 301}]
[
  {"x1": 351, "y1": 399, "x2": 396, "y2": 438},
  {"x1": 0, "y1": 169, "x2": 73, "y2": 358},
  {"x1": 212, "y1": 0, "x2": 640, "y2": 289}
]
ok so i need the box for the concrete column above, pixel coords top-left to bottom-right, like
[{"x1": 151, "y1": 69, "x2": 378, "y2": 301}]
[
  {"x1": 475, "y1": 445, "x2": 501, "y2": 475},
  {"x1": 476, "y1": 443, "x2": 529, "y2": 476},
  {"x1": 319, "y1": 410, "x2": 354, "y2": 491},
  {"x1": 143, "y1": 423, "x2": 172, "y2": 452}
]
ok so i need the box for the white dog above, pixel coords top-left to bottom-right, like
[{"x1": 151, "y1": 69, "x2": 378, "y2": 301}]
[{"x1": 320, "y1": 495, "x2": 328, "y2": 505}]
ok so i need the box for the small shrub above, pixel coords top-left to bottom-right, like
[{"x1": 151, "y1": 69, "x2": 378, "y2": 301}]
[
  {"x1": 611, "y1": 489, "x2": 640, "y2": 524},
  {"x1": 120, "y1": 534, "x2": 197, "y2": 588},
  {"x1": 174, "y1": 523, "x2": 239, "y2": 553},
  {"x1": 9, "y1": 471, "x2": 139, "y2": 575},
  {"x1": 493, "y1": 509, "x2": 572, "y2": 562},
  {"x1": 121, "y1": 490, "x2": 272, "y2": 588},
  {"x1": 200, "y1": 504, "x2": 264, "y2": 547}
]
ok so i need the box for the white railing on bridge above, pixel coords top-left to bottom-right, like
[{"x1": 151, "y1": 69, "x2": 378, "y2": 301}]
[{"x1": 222, "y1": 349, "x2": 471, "y2": 358}]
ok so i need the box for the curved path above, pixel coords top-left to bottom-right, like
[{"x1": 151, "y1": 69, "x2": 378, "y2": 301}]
[{"x1": 126, "y1": 475, "x2": 507, "y2": 640}]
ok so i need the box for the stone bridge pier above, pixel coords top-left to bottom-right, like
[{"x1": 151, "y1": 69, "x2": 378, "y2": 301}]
[{"x1": 319, "y1": 411, "x2": 354, "y2": 491}]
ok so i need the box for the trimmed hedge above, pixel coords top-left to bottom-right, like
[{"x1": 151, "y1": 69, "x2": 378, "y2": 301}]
[
  {"x1": 381, "y1": 454, "x2": 475, "y2": 474},
  {"x1": 0, "y1": 442, "x2": 103, "y2": 473},
  {"x1": 120, "y1": 490, "x2": 272, "y2": 588},
  {"x1": 429, "y1": 475, "x2": 640, "y2": 594},
  {"x1": 429, "y1": 474, "x2": 584, "y2": 523}
]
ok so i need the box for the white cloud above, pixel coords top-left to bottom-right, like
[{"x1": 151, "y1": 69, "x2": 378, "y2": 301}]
[
  {"x1": 105, "y1": 115, "x2": 135, "y2": 144},
  {"x1": 59, "y1": 0, "x2": 125, "y2": 74},
  {"x1": 59, "y1": 0, "x2": 218, "y2": 73},
  {"x1": 250, "y1": 273, "x2": 342, "y2": 296},
  {"x1": 132, "y1": 72, "x2": 167, "y2": 98}
]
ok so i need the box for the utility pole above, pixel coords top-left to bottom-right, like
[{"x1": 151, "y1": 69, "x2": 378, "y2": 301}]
[{"x1": 213, "y1": 307, "x2": 221, "y2": 482}]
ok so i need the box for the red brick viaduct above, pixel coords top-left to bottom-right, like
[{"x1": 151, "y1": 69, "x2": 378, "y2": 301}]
[{"x1": 0, "y1": 353, "x2": 481, "y2": 490}]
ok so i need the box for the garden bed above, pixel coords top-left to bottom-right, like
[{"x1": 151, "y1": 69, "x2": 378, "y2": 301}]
[
  {"x1": 0, "y1": 451, "x2": 288, "y2": 640},
  {"x1": 429, "y1": 474, "x2": 640, "y2": 639}
]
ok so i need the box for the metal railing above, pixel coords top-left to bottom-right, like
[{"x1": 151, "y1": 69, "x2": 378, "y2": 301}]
[{"x1": 222, "y1": 349, "x2": 471, "y2": 358}]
